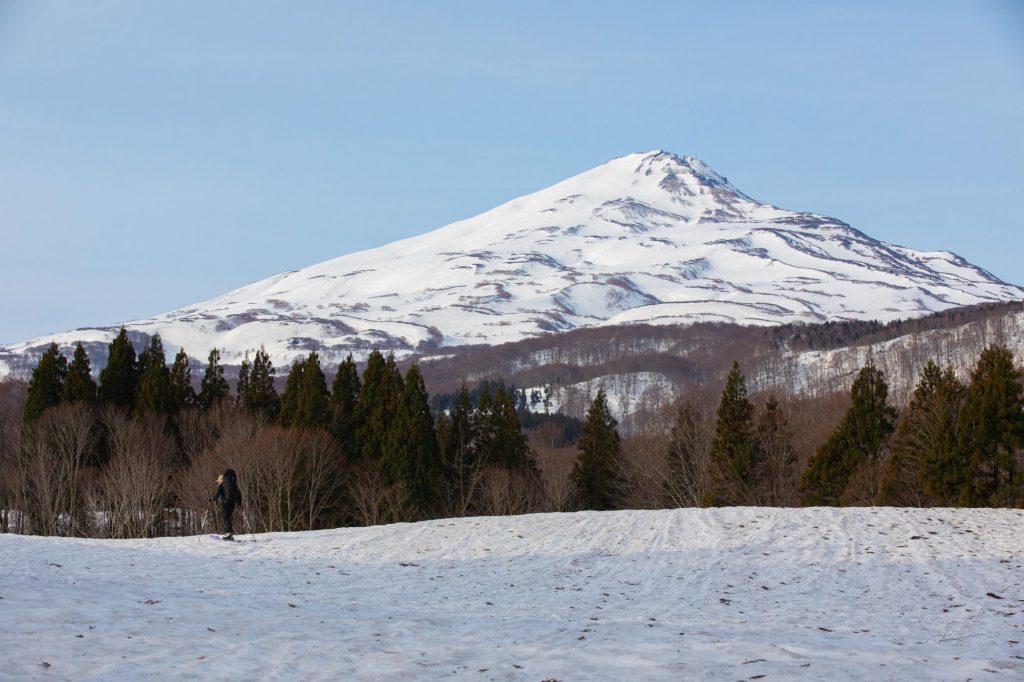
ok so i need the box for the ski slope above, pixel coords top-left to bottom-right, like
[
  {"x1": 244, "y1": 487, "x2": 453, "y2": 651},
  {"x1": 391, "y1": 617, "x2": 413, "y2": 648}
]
[{"x1": 2, "y1": 508, "x2": 1023, "y2": 680}]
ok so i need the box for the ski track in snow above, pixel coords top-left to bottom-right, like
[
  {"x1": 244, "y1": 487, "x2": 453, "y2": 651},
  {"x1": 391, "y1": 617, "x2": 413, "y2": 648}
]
[{"x1": 2, "y1": 507, "x2": 1023, "y2": 681}]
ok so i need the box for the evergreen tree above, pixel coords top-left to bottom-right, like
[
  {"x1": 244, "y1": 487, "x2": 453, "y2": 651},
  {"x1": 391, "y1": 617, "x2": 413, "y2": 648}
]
[
  {"x1": 278, "y1": 358, "x2": 305, "y2": 428},
  {"x1": 571, "y1": 389, "x2": 623, "y2": 510},
  {"x1": 800, "y1": 362, "x2": 897, "y2": 506},
  {"x1": 955, "y1": 345, "x2": 1024, "y2": 506},
  {"x1": 380, "y1": 364, "x2": 442, "y2": 519},
  {"x1": 706, "y1": 362, "x2": 756, "y2": 505},
  {"x1": 168, "y1": 349, "x2": 196, "y2": 413},
  {"x1": 296, "y1": 352, "x2": 330, "y2": 429},
  {"x1": 473, "y1": 387, "x2": 497, "y2": 465},
  {"x1": 198, "y1": 348, "x2": 230, "y2": 410},
  {"x1": 98, "y1": 328, "x2": 138, "y2": 410},
  {"x1": 355, "y1": 351, "x2": 403, "y2": 460},
  {"x1": 24, "y1": 343, "x2": 68, "y2": 422},
  {"x1": 330, "y1": 354, "x2": 361, "y2": 456},
  {"x1": 62, "y1": 342, "x2": 97, "y2": 406},
  {"x1": 882, "y1": 361, "x2": 964, "y2": 506},
  {"x1": 135, "y1": 335, "x2": 171, "y2": 417},
  {"x1": 245, "y1": 347, "x2": 280, "y2": 421},
  {"x1": 235, "y1": 353, "x2": 251, "y2": 411},
  {"x1": 489, "y1": 386, "x2": 534, "y2": 470},
  {"x1": 441, "y1": 383, "x2": 480, "y2": 509}
]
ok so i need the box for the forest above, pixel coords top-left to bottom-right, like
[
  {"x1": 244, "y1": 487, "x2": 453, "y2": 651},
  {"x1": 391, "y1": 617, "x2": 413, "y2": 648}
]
[{"x1": 1, "y1": 325, "x2": 1021, "y2": 538}]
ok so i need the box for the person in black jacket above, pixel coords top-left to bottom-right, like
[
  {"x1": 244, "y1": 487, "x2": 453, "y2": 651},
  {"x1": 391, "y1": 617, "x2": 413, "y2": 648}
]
[{"x1": 211, "y1": 468, "x2": 243, "y2": 540}]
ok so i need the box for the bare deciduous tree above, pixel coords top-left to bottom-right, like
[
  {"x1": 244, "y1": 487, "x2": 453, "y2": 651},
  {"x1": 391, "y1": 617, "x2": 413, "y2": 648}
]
[{"x1": 663, "y1": 400, "x2": 714, "y2": 507}]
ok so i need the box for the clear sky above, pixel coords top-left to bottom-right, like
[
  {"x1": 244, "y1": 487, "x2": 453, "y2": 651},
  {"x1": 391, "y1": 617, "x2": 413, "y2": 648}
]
[{"x1": 1, "y1": 1, "x2": 1022, "y2": 344}]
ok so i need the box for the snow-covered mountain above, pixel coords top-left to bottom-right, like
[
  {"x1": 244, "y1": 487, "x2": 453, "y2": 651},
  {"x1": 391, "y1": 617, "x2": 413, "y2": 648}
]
[{"x1": 3, "y1": 151, "x2": 1021, "y2": 373}]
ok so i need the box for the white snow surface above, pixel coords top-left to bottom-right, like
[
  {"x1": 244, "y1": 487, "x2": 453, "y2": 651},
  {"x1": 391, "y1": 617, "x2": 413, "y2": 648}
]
[
  {"x1": 3, "y1": 507, "x2": 1023, "y2": 680},
  {"x1": 3, "y1": 151, "x2": 1021, "y2": 371}
]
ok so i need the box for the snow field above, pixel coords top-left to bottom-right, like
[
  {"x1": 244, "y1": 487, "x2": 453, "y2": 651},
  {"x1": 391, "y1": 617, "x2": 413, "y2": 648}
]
[{"x1": 2, "y1": 507, "x2": 1022, "y2": 680}]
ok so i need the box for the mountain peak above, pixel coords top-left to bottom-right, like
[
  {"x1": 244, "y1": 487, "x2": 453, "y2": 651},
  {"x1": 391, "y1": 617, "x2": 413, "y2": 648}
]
[{"x1": 3, "y1": 152, "x2": 1021, "y2": 375}]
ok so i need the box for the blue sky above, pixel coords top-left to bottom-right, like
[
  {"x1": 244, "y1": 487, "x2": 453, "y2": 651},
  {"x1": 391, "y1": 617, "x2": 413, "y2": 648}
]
[{"x1": 1, "y1": 1, "x2": 1022, "y2": 343}]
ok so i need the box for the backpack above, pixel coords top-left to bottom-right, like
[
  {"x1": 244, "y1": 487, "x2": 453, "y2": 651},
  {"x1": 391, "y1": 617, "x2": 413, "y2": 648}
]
[{"x1": 222, "y1": 469, "x2": 242, "y2": 505}]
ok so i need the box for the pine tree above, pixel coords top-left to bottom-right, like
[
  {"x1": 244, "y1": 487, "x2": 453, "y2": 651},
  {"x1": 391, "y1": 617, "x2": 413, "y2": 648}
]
[
  {"x1": 330, "y1": 354, "x2": 361, "y2": 456},
  {"x1": 380, "y1": 364, "x2": 442, "y2": 519},
  {"x1": 355, "y1": 351, "x2": 403, "y2": 461},
  {"x1": 62, "y1": 342, "x2": 97, "y2": 405},
  {"x1": 198, "y1": 348, "x2": 230, "y2": 410},
  {"x1": 98, "y1": 328, "x2": 138, "y2": 410},
  {"x1": 440, "y1": 383, "x2": 479, "y2": 511},
  {"x1": 24, "y1": 343, "x2": 69, "y2": 422},
  {"x1": 571, "y1": 389, "x2": 623, "y2": 510},
  {"x1": 296, "y1": 352, "x2": 330, "y2": 429},
  {"x1": 279, "y1": 359, "x2": 305, "y2": 428},
  {"x1": 489, "y1": 386, "x2": 534, "y2": 470},
  {"x1": 235, "y1": 353, "x2": 251, "y2": 411},
  {"x1": 882, "y1": 361, "x2": 964, "y2": 506},
  {"x1": 245, "y1": 346, "x2": 279, "y2": 421},
  {"x1": 135, "y1": 335, "x2": 171, "y2": 417},
  {"x1": 800, "y1": 362, "x2": 896, "y2": 506},
  {"x1": 955, "y1": 345, "x2": 1024, "y2": 506},
  {"x1": 706, "y1": 362, "x2": 756, "y2": 505},
  {"x1": 473, "y1": 387, "x2": 497, "y2": 465},
  {"x1": 168, "y1": 349, "x2": 196, "y2": 413}
]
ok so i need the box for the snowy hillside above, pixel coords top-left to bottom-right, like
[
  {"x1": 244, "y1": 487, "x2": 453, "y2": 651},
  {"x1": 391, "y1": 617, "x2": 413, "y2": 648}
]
[
  {"x1": 2, "y1": 151, "x2": 1021, "y2": 375},
  {"x1": 3, "y1": 508, "x2": 1022, "y2": 680}
]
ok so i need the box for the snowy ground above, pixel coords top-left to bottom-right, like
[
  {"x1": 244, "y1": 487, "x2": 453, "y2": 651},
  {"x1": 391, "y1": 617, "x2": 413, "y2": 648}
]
[{"x1": 2, "y1": 508, "x2": 1023, "y2": 681}]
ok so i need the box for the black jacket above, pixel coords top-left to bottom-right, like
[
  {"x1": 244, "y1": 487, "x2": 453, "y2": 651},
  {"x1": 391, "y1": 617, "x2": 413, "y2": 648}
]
[{"x1": 212, "y1": 469, "x2": 243, "y2": 508}]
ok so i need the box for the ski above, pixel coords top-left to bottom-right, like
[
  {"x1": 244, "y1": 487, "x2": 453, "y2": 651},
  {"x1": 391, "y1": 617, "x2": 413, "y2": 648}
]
[{"x1": 208, "y1": 534, "x2": 237, "y2": 541}]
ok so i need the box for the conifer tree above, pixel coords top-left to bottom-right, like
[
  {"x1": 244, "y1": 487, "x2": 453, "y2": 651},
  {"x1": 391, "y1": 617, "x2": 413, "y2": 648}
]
[
  {"x1": 62, "y1": 342, "x2": 97, "y2": 406},
  {"x1": 441, "y1": 384, "x2": 480, "y2": 509},
  {"x1": 135, "y1": 335, "x2": 171, "y2": 417},
  {"x1": 235, "y1": 353, "x2": 251, "y2": 411},
  {"x1": 245, "y1": 347, "x2": 279, "y2": 421},
  {"x1": 24, "y1": 343, "x2": 69, "y2": 422},
  {"x1": 198, "y1": 348, "x2": 230, "y2": 410},
  {"x1": 330, "y1": 354, "x2": 361, "y2": 456},
  {"x1": 955, "y1": 345, "x2": 1024, "y2": 506},
  {"x1": 355, "y1": 351, "x2": 403, "y2": 460},
  {"x1": 98, "y1": 328, "x2": 138, "y2": 410},
  {"x1": 473, "y1": 387, "x2": 497, "y2": 465},
  {"x1": 881, "y1": 361, "x2": 964, "y2": 506},
  {"x1": 800, "y1": 362, "x2": 896, "y2": 506},
  {"x1": 296, "y1": 352, "x2": 330, "y2": 429},
  {"x1": 380, "y1": 364, "x2": 442, "y2": 519},
  {"x1": 571, "y1": 389, "x2": 623, "y2": 510},
  {"x1": 706, "y1": 362, "x2": 756, "y2": 505},
  {"x1": 279, "y1": 358, "x2": 305, "y2": 428},
  {"x1": 168, "y1": 349, "x2": 196, "y2": 413},
  {"x1": 489, "y1": 386, "x2": 534, "y2": 470}
]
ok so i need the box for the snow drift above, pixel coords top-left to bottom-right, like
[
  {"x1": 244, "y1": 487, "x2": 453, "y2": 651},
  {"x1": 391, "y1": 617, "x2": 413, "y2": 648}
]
[{"x1": 2, "y1": 507, "x2": 1022, "y2": 680}]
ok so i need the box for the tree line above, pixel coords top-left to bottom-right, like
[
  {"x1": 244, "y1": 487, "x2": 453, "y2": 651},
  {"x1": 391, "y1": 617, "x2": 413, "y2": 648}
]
[
  {"x1": 3, "y1": 330, "x2": 1021, "y2": 538},
  {"x1": 652, "y1": 345, "x2": 1023, "y2": 509},
  {"x1": 4, "y1": 329, "x2": 591, "y2": 536}
]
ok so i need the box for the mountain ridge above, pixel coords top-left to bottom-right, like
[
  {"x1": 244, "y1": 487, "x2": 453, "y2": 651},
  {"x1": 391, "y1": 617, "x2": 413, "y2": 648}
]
[{"x1": 2, "y1": 150, "x2": 1021, "y2": 376}]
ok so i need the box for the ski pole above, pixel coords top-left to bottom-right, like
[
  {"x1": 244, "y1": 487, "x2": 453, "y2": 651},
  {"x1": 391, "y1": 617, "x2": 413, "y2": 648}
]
[
  {"x1": 242, "y1": 508, "x2": 256, "y2": 543},
  {"x1": 198, "y1": 508, "x2": 209, "y2": 542}
]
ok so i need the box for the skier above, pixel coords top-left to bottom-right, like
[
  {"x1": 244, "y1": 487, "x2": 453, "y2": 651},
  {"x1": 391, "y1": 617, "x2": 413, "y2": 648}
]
[{"x1": 211, "y1": 468, "x2": 243, "y2": 540}]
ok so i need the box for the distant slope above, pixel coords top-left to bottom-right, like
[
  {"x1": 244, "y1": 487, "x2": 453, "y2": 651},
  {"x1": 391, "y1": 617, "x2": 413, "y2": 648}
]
[
  {"x1": 416, "y1": 300, "x2": 1024, "y2": 428},
  {"x1": 2, "y1": 508, "x2": 1021, "y2": 680},
  {"x1": 2, "y1": 150, "x2": 1020, "y2": 376}
]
